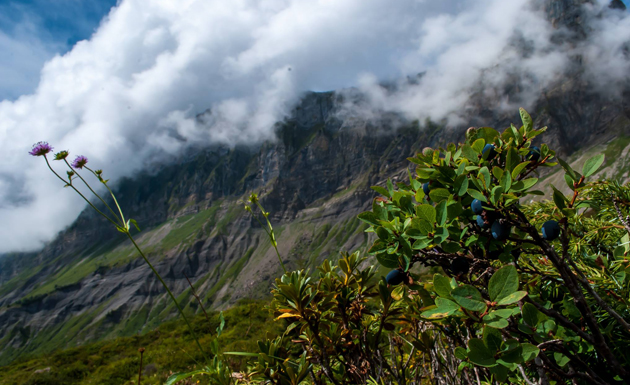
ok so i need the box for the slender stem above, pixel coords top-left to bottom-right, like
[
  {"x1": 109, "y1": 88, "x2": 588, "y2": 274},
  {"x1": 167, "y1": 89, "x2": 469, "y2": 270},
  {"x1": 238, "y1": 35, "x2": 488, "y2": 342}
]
[
  {"x1": 44, "y1": 156, "x2": 119, "y2": 227},
  {"x1": 251, "y1": 211, "x2": 287, "y2": 273},
  {"x1": 125, "y1": 232, "x2": 210, "y2": 364},
  {"x1": 64, "y1": 161, "x2": 122, "y2": 226},
  {"x1": 184, "y1": 272, "x2": 211, "y2": 324},
  {"x1": 85, "y1": 166, "x2": 127, "y2": 226},
  {"x1": 138, "y1": 349, "x2": 144, "y2": 385}
]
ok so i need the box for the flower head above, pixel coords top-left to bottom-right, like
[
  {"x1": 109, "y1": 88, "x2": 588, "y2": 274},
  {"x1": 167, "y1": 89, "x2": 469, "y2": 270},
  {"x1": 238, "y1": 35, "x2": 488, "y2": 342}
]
[
  {"x1": 54, "y1": 150, "x2": 69, "y2": 160},
  {"x1": 29, "y1": 142, "x2": 53, "y2": 156},
  {"x1": 71, "y1": 155, "x2": 88, "y2": 169}
]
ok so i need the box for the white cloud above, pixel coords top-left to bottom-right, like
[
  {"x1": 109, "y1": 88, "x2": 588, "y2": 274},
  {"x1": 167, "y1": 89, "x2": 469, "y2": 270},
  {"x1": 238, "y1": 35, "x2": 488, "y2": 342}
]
[{"x1": 0, "y1": 0, "x2": 629, "y2": 252}]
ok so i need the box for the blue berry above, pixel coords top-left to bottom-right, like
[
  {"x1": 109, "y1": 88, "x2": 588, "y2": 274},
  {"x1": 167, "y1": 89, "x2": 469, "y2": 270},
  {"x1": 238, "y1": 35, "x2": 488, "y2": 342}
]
[
  {"x1": 423, "y1": 182, "x2": 430, "y2": 196},
  {"x1": 542, "y1": 220, "x2": 560, "y2": 241},
  {"x1": 482, "y1": 144, "x2": 497, "y2": 160},
  {"x1": 386, "y1": 270, "x2": 406, "y2": 285},
  {"x1": 471, "y1": 199, "x2": 483, "y2": 215},
  {"x1": 491, "y1": 221, "x2": 511, "y2": 240},
  {"x1": 528, "y1": 146, "x2": 541, "y2": 162},
  {"x1": 476, "y1": 216, "x2": 489, "y2": 228}
]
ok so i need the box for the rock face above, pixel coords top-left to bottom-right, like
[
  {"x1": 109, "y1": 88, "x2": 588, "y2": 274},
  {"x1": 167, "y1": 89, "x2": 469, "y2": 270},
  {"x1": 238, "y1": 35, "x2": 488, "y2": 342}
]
[{"x1": 1, "y1": 0, "x2": 630, "y2": 365}]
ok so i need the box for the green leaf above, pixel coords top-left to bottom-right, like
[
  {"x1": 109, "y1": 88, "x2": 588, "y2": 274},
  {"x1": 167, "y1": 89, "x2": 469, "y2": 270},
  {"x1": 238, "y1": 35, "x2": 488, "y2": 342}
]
[
  {"x1": 491, "y1": 186, "x2": 504, "y2": 205},
  {"x1": 165, "y1": 370, "x2": 208, "y2": 385},
  {"x1": 223, "y1": 351, "x2": 259, "y2": 357},
  {"x1": 552, "y1": 185, "x2": 567, "y2": 210},
  {"x1": 358, "y1": 212, "x2": 381, "y2": 226},
  {"x1": 421, "y1": 297, "x2": 461, "y2": 319},
  {"x1": 416, "y1": 204, "x2": 436, "y2": 223},
  {"x1": 519, "y1": 107, "x2": 533, "y2": 132},
  {"x1": 371, "y1": 185, "x2": 391, "y2": 198},
  {"x1": 387, "y1": 179, "x2": 394, "y2": 196},
  {"x1": 217, "y1": 311, "x2": 225, "y2": 337},
  {"x1": 452, "y1": 285, "x2": 487, "y2": 312},
  {"x1": 497, "y1": 291, "x2": 528, "y2": 306},
  {"x1": 454, "y1": 174, "x2": 469, "y2": 197},
  {"x1": 468, "y1": 188, "x2": 487, "y2": 202},
  {"x1": 412, "y1": 238, "x2": 430, "y2": 250},
  {"x1": 412, "y1": 218, "x2": 433, "y2": 235},
  {"x1": 478, "y1": 167, "x2": 491, "y2": 190},
  {"x1": 522, "y1": 344, "x2": 540, "y2": 362},
  {"x1": 500, "y1": 170, "x2": 512, "y2": 193},
  {"x1": 376, "y1": 253, "x2": 400, "y2": 268},
  {"x1": 557, "y1": 157, "x2": 577, "y2": 181},
  {"x1": 433, "y1": 274, "x2": 453, "y2": 299},
  {"x1": 461, "y1": 144, "x2": 478, "y2": 161},
  {"x1": 483, "y1": 313, "x2": 509, "y2": 329},
  {"x1": 435, "y1": 200, "x2": 448, "y2": 227},
  {"x1": 522, "y1": 303, "x2": 546, "y2": 328},
  {"x1": 414, "y1": 189, "x2": 425, "y2": 202},
  {"x1": 489, "y1": 364, "x2": 508, "y2": 382},
  {"x1": 129, "y1": 218, "x2": 141, "y2": 232},
  {"x1": 488, "y1": 265, "x2": 519, "y2": 302},
  {"x1": 468, "y1": 339, "x2": 496, "y2": 367},
  {"x1": 506, "y1": 148, "x2": 520, "y2": 173},
  {"x1": 455, "y1": 347, "x2": 468, "y2": 360},
  {"x1": 582, "y1": 153, "x2": 605, "y2": 177},
  {"x1": 511, "y1": 161, "x2": 530, "y2": 180},
  {"x1": 483, "y1": 326, "x2": 503, "y2": 351},
  {"x1": 429, "y1": 188, "x2": 451, "y2": 203},
  {"x1": 512, "y1": 178, "x2": 538, "y2": 192},
  {"x1": 492, "y1": 166, "x2": 504, "y2": 180},
  {"x1": 472, "y1": 139, "x2": 486, "y2": 154}
]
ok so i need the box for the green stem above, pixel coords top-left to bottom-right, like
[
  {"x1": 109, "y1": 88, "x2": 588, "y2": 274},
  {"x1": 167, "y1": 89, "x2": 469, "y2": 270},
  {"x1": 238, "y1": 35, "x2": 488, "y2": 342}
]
[
  {"x1": 64, "y1": 161, "x2": 122, "y2": 226},
  {"x1": 85, "y1": 166, "x2": 127, "y2": 226},
  {"x1": 44, "y1": 156, "x2": 119, "y2": 228},
  {"x1": 125, "y1": 232, "x2": 210, "y2": 364},
  {"x1": 251, "y1": 212, "x2": 286, "y2": 273}
]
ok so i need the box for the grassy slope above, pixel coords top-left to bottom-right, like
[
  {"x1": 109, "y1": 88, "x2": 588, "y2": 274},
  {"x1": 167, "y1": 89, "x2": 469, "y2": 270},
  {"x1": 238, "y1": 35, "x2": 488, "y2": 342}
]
[{"x1": 0, "y1": 300, "x2": 281, "y2": 385}]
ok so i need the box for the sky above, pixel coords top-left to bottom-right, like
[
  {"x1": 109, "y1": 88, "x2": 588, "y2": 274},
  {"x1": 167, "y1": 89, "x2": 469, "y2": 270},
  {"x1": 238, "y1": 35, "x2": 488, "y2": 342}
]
[{"x1": 0, "y1": 0, "x2": 629, "y2": 253}]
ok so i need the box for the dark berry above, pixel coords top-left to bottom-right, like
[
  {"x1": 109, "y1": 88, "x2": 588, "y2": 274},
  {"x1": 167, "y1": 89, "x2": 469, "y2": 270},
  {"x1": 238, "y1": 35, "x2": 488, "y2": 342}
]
[
  {"x1": 471, "y1": 199, "x2": 483, "y2": 215},
  {"x1": 476, "y1": 215, "x2": 489, "y2": 228},
  {"x1": 528, "y1": 146, "x2": 541, "y2": 162},
  {"x1": 482, "y1": 144, "x2": 497, "y2": 160},
  {"x1": 542, "y1": 220, "x2": 560, "y2": 241},
  {"x1": 450, "y1": 257, "x2": 470, "y2": 275},
  {"x1": 491, "y1": 221, "x2": 511, "y2": 241},
  {"x1": 386, "y1": 270, "x2": 406, "y2": 285},
  {"x1": 423, "y1": 182, "x2": 430, "y2": 196}
]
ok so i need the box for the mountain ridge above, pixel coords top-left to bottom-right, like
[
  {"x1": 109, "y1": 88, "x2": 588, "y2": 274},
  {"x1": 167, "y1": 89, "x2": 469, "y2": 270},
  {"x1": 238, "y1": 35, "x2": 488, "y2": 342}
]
[{"x1": 2, "y1": 0, "x2": 630, "y2": 365}]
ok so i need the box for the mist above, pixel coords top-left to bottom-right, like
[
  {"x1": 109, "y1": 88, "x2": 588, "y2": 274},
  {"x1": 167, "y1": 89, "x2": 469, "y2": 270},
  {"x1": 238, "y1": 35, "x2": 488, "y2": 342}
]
[{"x1": 0, "y1": 0, "x2": 628, "y2": 253}]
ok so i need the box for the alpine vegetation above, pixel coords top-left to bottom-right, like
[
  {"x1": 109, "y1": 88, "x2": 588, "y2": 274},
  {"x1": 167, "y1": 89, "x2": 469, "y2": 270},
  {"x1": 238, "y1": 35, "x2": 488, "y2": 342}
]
[{"x1": 27, "y1": 107, "x2": 630, "y2": 384}]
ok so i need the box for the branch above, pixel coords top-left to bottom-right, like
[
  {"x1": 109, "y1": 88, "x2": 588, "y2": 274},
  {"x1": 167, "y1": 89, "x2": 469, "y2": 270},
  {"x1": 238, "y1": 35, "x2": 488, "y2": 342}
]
[{"x1": 612, "y1": 195, "x2": 630, "y2": 236}]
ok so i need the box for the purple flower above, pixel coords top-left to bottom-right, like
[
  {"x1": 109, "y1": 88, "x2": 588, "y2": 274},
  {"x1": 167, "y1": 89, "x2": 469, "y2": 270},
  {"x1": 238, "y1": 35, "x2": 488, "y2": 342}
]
[
  {"x1": 71, "y1": 155, "x2": 88, "y2": 169},
  {"x1": 29, "y1": 142, "x2": 53, "y2": 156}
]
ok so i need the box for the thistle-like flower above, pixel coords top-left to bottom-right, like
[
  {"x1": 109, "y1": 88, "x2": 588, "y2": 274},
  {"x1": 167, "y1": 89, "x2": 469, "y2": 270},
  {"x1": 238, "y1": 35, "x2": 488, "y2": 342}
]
[
  {"x1": 29, "y1": 142, "x2": 53, "y2": 156},
  {"x1": 54, "y1": 150, "x2": 69, "y2": 160},
  {"x1": 71, "y1": 155, "x2": 88, "y2": 169}
]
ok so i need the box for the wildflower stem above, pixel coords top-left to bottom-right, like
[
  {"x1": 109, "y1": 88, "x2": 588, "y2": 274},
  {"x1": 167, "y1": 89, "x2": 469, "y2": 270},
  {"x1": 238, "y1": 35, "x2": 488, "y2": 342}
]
[
  {"x1": 250, "y1": 211, "x2": 286, "y2": 273},
  {"x1": 125, "y1": 232, "x2": 210, "y2": 364},
  {"x1": 64, "y1": 161, "x2": 122, "y2": 226},
  {"x1": 85, "y1": 166, "x2": 127, "y2": 227},
  {"x1": 44, "y1": 156, "x2": 120, "y2": 228}
]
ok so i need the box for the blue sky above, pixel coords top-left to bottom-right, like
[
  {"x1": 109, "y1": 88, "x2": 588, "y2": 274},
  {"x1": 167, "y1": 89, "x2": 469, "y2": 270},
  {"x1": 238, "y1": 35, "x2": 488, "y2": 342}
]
[{"x1": 0, "y1": 0, "x2": 117, "y2": 100}]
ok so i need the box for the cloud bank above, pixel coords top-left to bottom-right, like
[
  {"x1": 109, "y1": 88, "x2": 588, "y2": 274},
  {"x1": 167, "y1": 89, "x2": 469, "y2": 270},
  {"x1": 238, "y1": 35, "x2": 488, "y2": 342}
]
[{"x1": 0, "y1": 0, "x2": 629, "y2": 253}]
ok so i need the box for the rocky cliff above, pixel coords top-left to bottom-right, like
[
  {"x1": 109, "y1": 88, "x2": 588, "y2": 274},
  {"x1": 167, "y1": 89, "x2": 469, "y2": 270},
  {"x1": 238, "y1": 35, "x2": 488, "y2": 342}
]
[{"x1": 1, "y1": 0, "x2": 630, "y2": 365}]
